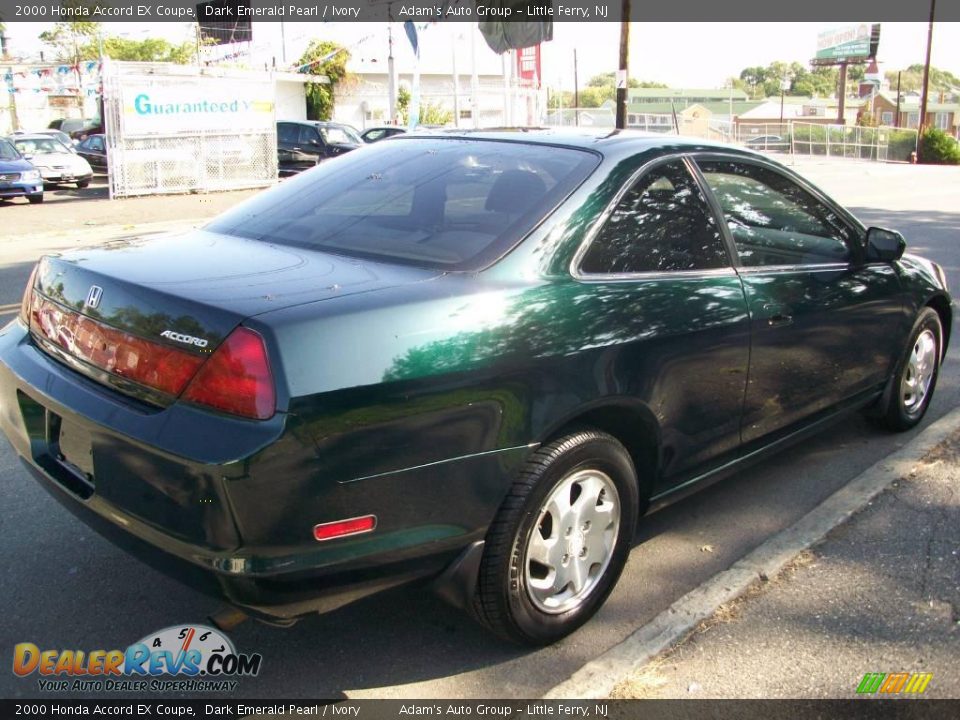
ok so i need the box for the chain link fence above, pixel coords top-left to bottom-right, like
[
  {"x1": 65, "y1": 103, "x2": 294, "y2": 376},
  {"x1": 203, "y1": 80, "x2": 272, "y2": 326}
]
[
  {"x1": 790, "y1": 122, "x2": 919, "y2": 163},
  {"x1": 103, "y1": 64, "x2": 277, "y2": 198}
]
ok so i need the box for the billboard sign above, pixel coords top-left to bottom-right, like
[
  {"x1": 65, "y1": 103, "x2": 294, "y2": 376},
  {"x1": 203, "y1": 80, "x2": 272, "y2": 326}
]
[
  {"x1": 120, "y1": 81, "x2": 274, "y2": 135},
  {"x1": 815, "y1": 23, "x2": 880, "y2": 63},
  {"x1": 516, "y1": 45, "x2": 541, "y2": 89}
]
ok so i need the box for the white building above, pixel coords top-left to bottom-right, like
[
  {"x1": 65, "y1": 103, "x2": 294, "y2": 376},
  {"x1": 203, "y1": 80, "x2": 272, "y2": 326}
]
[{"x1": 324, "y1": 24, "x2": 543, "y2": 130}]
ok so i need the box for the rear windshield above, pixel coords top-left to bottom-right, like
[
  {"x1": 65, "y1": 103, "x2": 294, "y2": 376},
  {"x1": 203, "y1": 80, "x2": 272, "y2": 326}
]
[
  {"x1": 0, "y1": 140, "x2": 21, "y2": 161},
  {"x1": 321, "y1": 125, "x2": 361, "y2": 145},
  {"x1": 14, "y1": 138, "x2": 70, "y2": 155},
  {"x1": 207, "y1": 138, "x2": 599, "y2": 270}
]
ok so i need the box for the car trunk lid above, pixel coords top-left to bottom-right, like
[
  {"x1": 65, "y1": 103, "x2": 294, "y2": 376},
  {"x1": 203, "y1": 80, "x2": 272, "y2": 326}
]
[{"x1": 28, "y1": 229, "x2": 440, "y2": 407}]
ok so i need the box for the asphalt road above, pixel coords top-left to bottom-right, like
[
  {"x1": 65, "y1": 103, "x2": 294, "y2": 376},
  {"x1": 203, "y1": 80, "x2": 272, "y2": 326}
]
[{"x1": 0, "y1": 158, "x2": 958, "y2": 700}]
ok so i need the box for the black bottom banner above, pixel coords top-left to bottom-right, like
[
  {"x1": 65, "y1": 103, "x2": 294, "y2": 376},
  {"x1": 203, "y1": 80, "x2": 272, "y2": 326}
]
[{"x1": 2, "y1": 700, "x2": 960, "y2": 720}]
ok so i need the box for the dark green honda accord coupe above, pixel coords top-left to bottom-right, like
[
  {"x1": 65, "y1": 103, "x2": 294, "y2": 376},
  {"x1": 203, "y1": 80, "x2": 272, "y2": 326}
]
[{"x1": 0, "y1": 131, "x2": 951, "y2": 645}]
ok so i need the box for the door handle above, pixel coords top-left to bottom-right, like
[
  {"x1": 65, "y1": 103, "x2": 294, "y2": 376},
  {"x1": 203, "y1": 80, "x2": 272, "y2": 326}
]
[
  {"x1": 768, "y1": 313, "x2": 793, "y2": 327},
  {"x1": 762, "y1": 303, "x2": 793, "y2": 327}
]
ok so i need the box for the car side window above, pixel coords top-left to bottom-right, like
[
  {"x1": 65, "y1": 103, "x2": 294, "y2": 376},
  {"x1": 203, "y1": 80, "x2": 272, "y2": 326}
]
[
  {"x1": 89, "y1": 137, "x2": 104, "y2": 152},
  {"x1": 696, "y1": 160, "x2": 853, "y2": 267},
  {"x1": 299, "y1": 126, "x2": 322, "y2": 146},
  {"x1": 579, "y1": 159, "x2": 730, "y2": 275},
  {"x1": 277, "y1": 123, "x2": 298, "y2": 144}
]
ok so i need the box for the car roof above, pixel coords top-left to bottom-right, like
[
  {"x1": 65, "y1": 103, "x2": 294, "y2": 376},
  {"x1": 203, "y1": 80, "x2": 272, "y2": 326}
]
[
  {"x1": 279, "y1": 120, "x2": 353, "y2": 127},
  {"x1": 12, "y1": 134, "x2": 68, "y2": 142},
  {"x1": 395, "y1": 127, "x2": 759, "y2": 157}
]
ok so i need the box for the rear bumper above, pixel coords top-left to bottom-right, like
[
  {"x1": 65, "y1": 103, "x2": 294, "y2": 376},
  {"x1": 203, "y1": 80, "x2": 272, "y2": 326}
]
[{"x1": 0, "y1": 319, "x2": 510, "y2": 618}]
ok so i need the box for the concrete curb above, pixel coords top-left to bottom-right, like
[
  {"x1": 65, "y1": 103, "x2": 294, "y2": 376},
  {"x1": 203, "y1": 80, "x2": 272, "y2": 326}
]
[{"x1": 543, "y1": 406, "x2": 960, "y2": 700}]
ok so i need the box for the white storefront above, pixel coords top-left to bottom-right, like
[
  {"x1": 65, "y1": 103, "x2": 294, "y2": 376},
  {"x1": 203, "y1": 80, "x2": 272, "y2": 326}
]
[{"x1": 101, "y1": 61, "x2": 322, "y2": 198}]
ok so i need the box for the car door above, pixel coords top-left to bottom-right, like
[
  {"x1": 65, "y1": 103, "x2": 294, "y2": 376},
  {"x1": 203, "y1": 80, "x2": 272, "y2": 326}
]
[
  {"x1": 574, "y1": 157, "x2": 751, "y2": 488},
  {"x1": 296, "y1": 125, "x2": 326, "y2": 169},
  {"x1": 693, "y1": 156, "x2": 904, "y2": 445},
  {"x1": 276, "y1": 123, "x2": 301, "y2": 174}
]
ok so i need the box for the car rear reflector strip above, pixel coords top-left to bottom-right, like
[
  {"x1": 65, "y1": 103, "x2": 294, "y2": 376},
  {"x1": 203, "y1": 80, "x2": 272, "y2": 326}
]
[{"x1": 313, "y1": 515, "x2": 377, "y2": 542}]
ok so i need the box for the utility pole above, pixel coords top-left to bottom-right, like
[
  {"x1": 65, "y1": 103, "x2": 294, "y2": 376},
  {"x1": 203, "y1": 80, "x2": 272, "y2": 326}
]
[
  {"x1": 615, "y1": 3, "x2": 630, "y2": 130},
  {"x1": 470, "y1": 26, "x2": 480, "y2": 129},
  {"x1": 451, "y1": 31, "x2": 461, "y2": 129},
  {"x1": 895, "y1": 71, "x2": 901, "y2": 127},
  {"x1": 387, "y1": 24, "x2": 397, "y2": 124},
  {"x1": 918, "y1": 0, "x2": 936, "y2": 160},
  {"x1": 573, "y1": 48, "x2": 579, "y2": 127},
  {"x1": 836, "y1": 61, "x2": 847, "y2": 124}
]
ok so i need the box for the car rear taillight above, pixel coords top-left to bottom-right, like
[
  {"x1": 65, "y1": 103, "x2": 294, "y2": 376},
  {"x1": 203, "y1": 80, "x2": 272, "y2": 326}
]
[
  {"x1": 30, "y1": 293, "x2": 206, "y2": 397},
  {"x1": 20, "y1": 265, "x2": 39, "y2": 325},
  {"x1": 181, "y1": 327, "x2": 275, "y2": 420}
]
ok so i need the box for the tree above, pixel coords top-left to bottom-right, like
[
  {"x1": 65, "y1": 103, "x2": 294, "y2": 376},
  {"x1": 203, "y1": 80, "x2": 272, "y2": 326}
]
[
  {"x1": 419, "y1": 101, "x2": 452, "y2": 126},
  {"x1": 919, "y1": 127, "x2": 960, "y2": 165},
  {"x1": 297, "y1": 40, "x2": 350, "y2": 121},
  {"x1": 98, "y1": 37, "x2": 195, "y2": 64},
  {"x1": 39, "y1": 21, "x2": 102, "y2": 62},
  {"x1": 396, "y1": 86, "x2": 411, "y2": 123},
  {"x1": 885, "y1": 65, "x2": 960, "y2": 96}
]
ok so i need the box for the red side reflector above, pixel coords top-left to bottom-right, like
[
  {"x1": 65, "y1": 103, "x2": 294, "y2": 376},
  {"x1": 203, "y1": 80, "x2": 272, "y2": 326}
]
[
  {"x1": 313, "y1": 515, "x2": 377, "y2": 542},
  {"x1": 181, "y1": 327, "x2": 275, "y2": 420}
]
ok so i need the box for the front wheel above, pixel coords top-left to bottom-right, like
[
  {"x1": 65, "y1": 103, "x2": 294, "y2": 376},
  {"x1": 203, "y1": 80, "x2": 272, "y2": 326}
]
[
  {"x1": 475, "y1": 430, "x2": 639, "y2": 645},
  {"x1": 27, "y1": 194, "x2": 44, "y2": 204},
  {"x1": 873, "y1": 307, "x2": 942, "y2": 432},
  {"x1": 76, "y1": 180, "x2": 90, "y2": 189}
]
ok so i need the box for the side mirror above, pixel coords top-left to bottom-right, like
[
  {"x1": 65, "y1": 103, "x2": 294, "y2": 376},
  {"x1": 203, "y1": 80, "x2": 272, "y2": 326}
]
[{"x1": 865, "y1": 227, "x2": 906, "y2": 263}]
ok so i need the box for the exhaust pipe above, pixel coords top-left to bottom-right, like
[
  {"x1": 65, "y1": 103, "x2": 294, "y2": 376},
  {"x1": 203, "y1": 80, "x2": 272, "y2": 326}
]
[{"x1": 208, "y1": 605, "x2": 249, "y2": 632}]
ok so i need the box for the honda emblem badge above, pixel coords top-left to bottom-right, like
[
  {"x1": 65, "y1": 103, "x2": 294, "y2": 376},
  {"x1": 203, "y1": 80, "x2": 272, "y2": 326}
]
[{"x1": 84, "y1": 285, "x2": 103, "y2": 310}]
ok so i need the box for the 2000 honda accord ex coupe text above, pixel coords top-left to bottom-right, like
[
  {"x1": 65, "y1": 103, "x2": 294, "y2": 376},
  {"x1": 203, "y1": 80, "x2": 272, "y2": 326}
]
[{"x1": 0, "y1": 131, "x2": 952, "y2": 645}]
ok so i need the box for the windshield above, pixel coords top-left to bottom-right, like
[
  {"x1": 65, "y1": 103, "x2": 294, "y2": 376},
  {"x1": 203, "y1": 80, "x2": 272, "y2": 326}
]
[
  {"x1": 320, "y1": 125, "x2": 362, "y2": 145},
  {"x1": 0, "y1": 140, "x2": 21, "y2": 161},
  {"x1": 14, "y1": 138, "x2": 71, "y2": 155},
  {"x1": 207, "y1": 138, "x2": 599, "y2": 270}
]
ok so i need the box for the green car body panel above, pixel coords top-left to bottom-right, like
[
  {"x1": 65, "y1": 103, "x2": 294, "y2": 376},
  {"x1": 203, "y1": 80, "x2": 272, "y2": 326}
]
[{"x1": 0, "y1": 131, "x2": 951, "y2": 622}]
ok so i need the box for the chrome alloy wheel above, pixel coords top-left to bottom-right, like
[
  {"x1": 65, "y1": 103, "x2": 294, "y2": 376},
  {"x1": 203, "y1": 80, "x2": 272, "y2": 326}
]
[
  {"x1": 901, "y1": 328, "x2": 938, "y2": 415},
  {"x1": 523, "y1": 468, "x2": 621, "y2": 614}
]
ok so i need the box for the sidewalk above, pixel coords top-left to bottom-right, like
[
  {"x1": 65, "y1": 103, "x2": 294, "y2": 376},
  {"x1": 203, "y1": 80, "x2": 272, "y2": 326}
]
[{"x1": 611, "y1": 429, "x2": 960, "y2": 699}]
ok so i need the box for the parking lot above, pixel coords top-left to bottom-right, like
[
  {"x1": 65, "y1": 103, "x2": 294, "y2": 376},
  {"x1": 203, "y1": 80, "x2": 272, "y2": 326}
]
[{"x1": 0, "y1": 157, "x2": 958, "y2": 699}]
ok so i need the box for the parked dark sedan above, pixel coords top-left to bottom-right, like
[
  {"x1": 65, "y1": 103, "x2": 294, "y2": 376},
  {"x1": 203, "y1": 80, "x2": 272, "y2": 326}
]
[
  {"x1": 0, "y1": 131, "x2": 951, "y2": 645},
  {"x1": 75, "y1": 134, "x2": 107, "y2": 173},
  {"x1": 360, "y1": 125, "x2": 408, "y2": 143},
  {"x1": 277, "y1": 120, "x2": 361, "y2": 175}
]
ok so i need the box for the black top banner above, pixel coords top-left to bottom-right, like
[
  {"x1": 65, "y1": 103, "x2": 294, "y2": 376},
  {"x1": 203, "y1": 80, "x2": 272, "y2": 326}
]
[
  {"x1": 2, "y1": 699, "x2": 960, "y2": 719},
  {"x1": 0, "y1": 0, "x2": 957, "y2": 23}
]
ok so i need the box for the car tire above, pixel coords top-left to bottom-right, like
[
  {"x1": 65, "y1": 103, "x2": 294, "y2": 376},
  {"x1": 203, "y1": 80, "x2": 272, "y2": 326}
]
[
  {"x1": 873, "y1": 307, "x2": 942, "y2": 432},
  {"x1": 76, "y1": 180, "x2": 89, "y2": 189},
  {"x1": 474, "y1": 429, "x2": 639, "y2": 645},
  {"x1": 27, "y1": 194, "x2": 44, "y2": 204}
]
